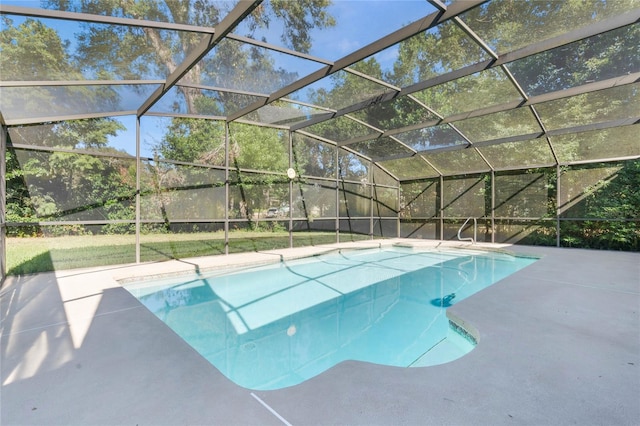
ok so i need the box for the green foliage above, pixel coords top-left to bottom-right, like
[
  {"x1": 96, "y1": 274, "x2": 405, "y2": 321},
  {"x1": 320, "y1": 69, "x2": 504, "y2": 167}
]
[
  {"x1": 268, "y1": 0, "x2": 335, "y2": 52},
  {"x1": 0, "y1": 16, "x2": 79, "y2": 80},
  {"x1": 8, "y1": 241, "x2": 136, "y2": 275},
  {"x1": 509, "y1": 24, "x2": 639, "y2": 97},
  {"x1": 6, "y1": 231, "x2": 338, "y2": 275},
  {"x1": 159, "y1": 118, "x2": 226, "y2": 164},
  {"x1": 3, "y1": 0, "x2": 638, "y2": 257},
  {"x1": 229, "y1": 123, "x2": 289, "y2": 172},
  {"x1": 399, "y1": 162, "x2": 639, "y2": 250},
  {"x1": 7, "y1": 146, "x2": 135, "y2": 222},
  {"x1": 248, "y1": 220, "x2": 287, "y2": 233},
  {"x1": 582, "y1": 161, "x2": 640, "y2": 220},
  {"x1": 560, "y1": 160, "x2": 640, "y2": 250},
  {"x1": 1, "y1": 15, "x2": 133, "y2": 233},
  {"x1": 46, "y1": 0, "x2": 335, "y2": 113},
  {"x1": 293, "y1": 134, "x2": 336, "y2": 178}
]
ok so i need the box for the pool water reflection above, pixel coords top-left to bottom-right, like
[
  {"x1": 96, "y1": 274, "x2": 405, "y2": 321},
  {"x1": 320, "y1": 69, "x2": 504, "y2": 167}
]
[{"x1": 124, "y1": 247, "x2": 536, "y2": 390}]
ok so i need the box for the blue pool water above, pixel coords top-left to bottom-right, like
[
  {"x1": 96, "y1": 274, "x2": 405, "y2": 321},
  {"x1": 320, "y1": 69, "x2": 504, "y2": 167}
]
[{"x1": 124, "y1": 246, "x2": 537, "y2": 390}]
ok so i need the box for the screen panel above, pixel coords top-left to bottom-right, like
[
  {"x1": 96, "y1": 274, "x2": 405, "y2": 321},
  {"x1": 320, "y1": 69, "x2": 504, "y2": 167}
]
[
  {"x1": 229, "y1": 123, "x2": 289, "y2": 173},
  {"x1": 551, "y1": 125, "x2": 640, "y2": 164},
  {"x1": 372, "y1": 219, "x2": 397, "y2": 238},
  {"x1": 10, "y1": 148, "x2": 136, "y2": 222},
  {"x1": 144, "y1": 117, "x2": 227, "y2": 165},
  {"x1": 339, "y1": 181, "x2": 370, "y2": 217},
  {"x1": 377, "y1": 156, "x2": 439, "y2": 180},
  {"x1": 395, "y1": 125, "x2": 468, "y2": 153},
  {"x1": 140, "y1": 160, "x2": 226, "y2": 221},
  {"x1": 508, "y1": 25, "x2": 639, "y2": 97},
  {"x1": 373, "y1": 186, "x2": 398, "y2": 218},
  {"x1": 400, "y1": 180, "x2": 439, "y2": 218},
  {"x1": 347, "y1": 137, "x2": 413, "y2": 160},
  {"x1": 294, "y1": 179, "x2": 337, "y2": 219},
  {"x1": 372, "y1": 164, "x2": 398, "y2": 187},
  {"x1": 479, "y1": 139, "x2": 556, "y2": 170},
  {"x1": 338, "y1": 149, "x2": 369, "y2": 181},
  {"x1": 460, "y1": 0, "x2": 637, "y2": 55},
  {"x1": 7, "y1": 118, "x2": 139, "y2": 157},
  {"x1": 226, "y1": 220, "x2": 291, "y2": 253},
  {"x1": 305, "y1": 116, "x2": 376, "y2": 144},
  {"x1": 400, "y1": 219, "x2": 439, "y2": 240},
  {"x1": 536, "y1": 84, "x2": 639, "y2": 132},
  {"x1": 494, "y1": 170, "x2": 554, "y2": 218},
  {"x1": 338, "y1": 218, "x2": 371, "y2": 240},
  {"x1": 442, "y1": 175, "x2": 487, "y2": 218},
  {"x1": 558, "y1": 162, "x2": 625, "y2": 218},
  {"x1": 227, "y1": 171, "x2": 289, "y2": 221},
  {"x1": 452, "y1": 108, "x2": 541, "y2": 143},
  {"x1": 6, "y1": 225, "x2": 137, "y2": 275},
  {"x1": 442, "y1": 218, "x2": 491, "y2": 242},
  {"x1": 424, "y1": 148, "x2": 490, "y2": 175},
  {"x1": 293, "y1": 133, "x2": 337, "y2": 179},
  {"x1": 560, "y1": 219, "x2": 639, "y2": 251},
  {"x1": 493, "y1": 219, "x2": 557, "y2": 246},
  {"x1": 139, "y1": 223, "x2": 227, "y2": 262},
  {"x1": 413, "y1": 68, "x2": 523, "y2": 118}
]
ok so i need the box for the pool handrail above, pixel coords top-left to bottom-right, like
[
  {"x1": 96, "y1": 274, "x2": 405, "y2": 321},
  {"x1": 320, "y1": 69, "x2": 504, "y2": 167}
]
[{"x1": 457, "y1": 217, "x2": 477, "y2": 244}]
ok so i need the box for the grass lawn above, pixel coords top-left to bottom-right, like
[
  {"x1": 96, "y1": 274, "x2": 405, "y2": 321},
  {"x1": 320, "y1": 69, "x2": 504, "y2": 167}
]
[{"x1": 6, "y1": 231, "x2": 369, "y2": 275}]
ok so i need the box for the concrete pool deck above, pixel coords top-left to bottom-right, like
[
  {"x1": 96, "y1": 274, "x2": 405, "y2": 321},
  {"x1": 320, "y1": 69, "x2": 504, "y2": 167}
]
[{"x1": 1, "y1": 240, "x2": 638, "y2": 425}]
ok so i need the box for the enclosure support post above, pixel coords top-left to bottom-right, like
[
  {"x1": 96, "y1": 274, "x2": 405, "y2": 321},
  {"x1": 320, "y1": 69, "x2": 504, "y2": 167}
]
[
  {"x1": 0, "y1": 125, "x2": 6, "y2": 281},
  {"x1": 335, "y1": 148, "x2": 340, "y2": 243},
  {"x1": 288, "y1": 130, "x2": 294, "y2": 248},
  {"x1": 135, "y1": 118, "x2": 141, "y2": 264},
  {"x1": 397, "y1": 183, "x2": 401, "y2": 239},
  {"x1": 369, "y1": 167, "x2": 374, "y2": 240},
  {"x1": 556, "y1": 164, "x2": 561, "y2": 247},
  {"x1": 224, "y1": 122, "x2": 230, "y2": 255},
  {"x1": 491, "y1": 170, "x2": 495, "y2": 243},
  {"x1": 439, "y1": 175, "x2": 444, "y2": 241}
]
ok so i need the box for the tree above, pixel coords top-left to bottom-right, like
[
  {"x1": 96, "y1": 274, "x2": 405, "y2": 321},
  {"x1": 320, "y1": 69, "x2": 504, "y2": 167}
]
[
  {"x1": 293, "y1": 133, "x2": 336, "y2": 178},
  {"x1": 1, "y1": 17, "x2": 131, "y2": 233},
  {"x1": 84, "y1": 0, "x2": 337, "y2": 223},
  {"x1": 46, "y1": 0, "x2": 335, "y2": 114},
  {"x1": 158, "y1": 118, "x2": 227, "y2": 165},
  {"x1": 0, "y1": 16, "x2": 78, "y2": 81}
]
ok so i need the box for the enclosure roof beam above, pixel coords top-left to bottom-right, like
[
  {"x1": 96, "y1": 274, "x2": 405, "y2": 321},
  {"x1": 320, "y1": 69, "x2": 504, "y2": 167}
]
[
  {"x1": 495, "y1": 9, "x2": 640, "y2": 67},
  {"x1": 136, "y1": 0, "x2": 263, "y2": 118},
  {"x1": 0, "y1": 80, "x2": 166, "y2": 88},
  {"x1": 3, "y1": 111, "x2": 137, "y2": 127},
  {"x1": 379, "y1": 72, "x2": 640, "y2": 140},
  {"x1": 291, "y1": 10, "x2": 639, "y2": 133},
  {"x1": 0, "y1": 4, "x2": 216, "y2": 34},
  {"x1": 5, "y1": 71, "x2": 635, "y2": 128},
  {"x1": 362, "y1": 118, "x2": 640, "y2": 165},
  {"x1": 227, "y1": 0, "x2": 486, "y2": 124},
  {"x1": 226, "y1": 33, "x2": 333, "y2": 66}
]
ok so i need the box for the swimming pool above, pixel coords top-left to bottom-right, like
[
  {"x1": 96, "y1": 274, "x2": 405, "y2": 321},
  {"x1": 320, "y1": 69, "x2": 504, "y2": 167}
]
[{"x1": 124, "y1": 246, "x2": 537, "y2": 390}]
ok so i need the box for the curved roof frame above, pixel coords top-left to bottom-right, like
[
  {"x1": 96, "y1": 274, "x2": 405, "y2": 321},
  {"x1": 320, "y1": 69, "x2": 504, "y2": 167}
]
[{"x1": 1, "y1": 0, "x2": 638, "y2": 181}]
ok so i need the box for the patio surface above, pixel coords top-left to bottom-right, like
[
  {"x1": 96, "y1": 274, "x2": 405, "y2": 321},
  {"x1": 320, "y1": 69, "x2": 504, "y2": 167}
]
[{"x1": 1, "y1": 240, "x2": 639, "y2": 425}]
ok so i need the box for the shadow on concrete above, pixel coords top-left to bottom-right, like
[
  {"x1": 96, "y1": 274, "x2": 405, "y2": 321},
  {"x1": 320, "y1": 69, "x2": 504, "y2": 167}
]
[{"x1": 0, "y1": 269, "x2": 276, "y2": 425}]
